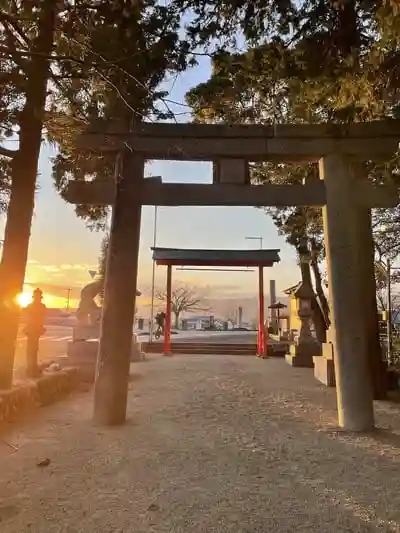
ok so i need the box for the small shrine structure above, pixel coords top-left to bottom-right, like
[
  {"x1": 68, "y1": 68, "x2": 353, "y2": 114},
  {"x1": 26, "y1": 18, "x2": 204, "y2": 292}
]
[{"x1": 151, "y1": 247, "x2": 280, "y2": 356}]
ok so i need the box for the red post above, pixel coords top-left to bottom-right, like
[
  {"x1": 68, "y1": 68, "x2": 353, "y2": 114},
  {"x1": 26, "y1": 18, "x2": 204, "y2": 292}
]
[
  {"x1": 258, "y1": 266, "x2": 265, "y2": 357},
  {"x1": 164, "y1": 264, "x2": 172, "y2": 355}
]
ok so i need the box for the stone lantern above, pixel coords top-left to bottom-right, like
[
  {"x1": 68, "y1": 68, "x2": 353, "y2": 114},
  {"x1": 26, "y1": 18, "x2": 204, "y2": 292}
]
[
  {"x1": 285, "y1": 246, "x2": 322, "y2": 367},
  {"x1": 285, "y1": 282, "x2": 321, "y2": 367}
]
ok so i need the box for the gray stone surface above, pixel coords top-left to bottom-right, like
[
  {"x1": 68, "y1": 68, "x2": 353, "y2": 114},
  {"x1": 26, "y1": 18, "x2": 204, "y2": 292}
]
[
  {"x1": 321, "y1": 154, "x2": 374, "y2": 430},
  {"x1": 67, "y1": 337, "x2": 145, "y2": 382},
  {"x1": 285, "y1": 342, "x2": 320, "y2": 368},
  {"x1": 313, "y1": 356, "x2": 336, "y2": 387},
  {"x1": 1, "y1": 355, "x2": 400, "y2": 532}
]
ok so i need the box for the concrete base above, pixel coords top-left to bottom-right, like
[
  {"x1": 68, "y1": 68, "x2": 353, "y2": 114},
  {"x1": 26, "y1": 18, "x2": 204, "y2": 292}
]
[
  {"x1": 67, "y1": 337, "x2": 145, "y2": 382},
  {"x1": 313, "y1": 342, "x2": 335, "y2": 386},
  {"x1": 72, "y1": 323, "x2": 100, "y2": 342},
  {"x1": 270, "y1": 342, "x2": 289, "y2": 357},
  {"x1": 285, "y1": 342, "x2": 321, "y2": 368}
]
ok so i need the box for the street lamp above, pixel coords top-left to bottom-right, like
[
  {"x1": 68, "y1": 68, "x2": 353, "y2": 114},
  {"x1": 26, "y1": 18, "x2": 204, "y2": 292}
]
[
  {"x1": 146, "y1": 176, "x2": 163, "y2": 342},
  {"x1": 245, "y1": 236, "x2": 263, "y2": 249}
]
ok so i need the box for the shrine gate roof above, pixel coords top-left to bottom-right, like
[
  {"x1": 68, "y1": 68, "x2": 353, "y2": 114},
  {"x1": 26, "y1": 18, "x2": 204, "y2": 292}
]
[{"x1": 151, "y1": 247, "x2": 280, "y2": 267}]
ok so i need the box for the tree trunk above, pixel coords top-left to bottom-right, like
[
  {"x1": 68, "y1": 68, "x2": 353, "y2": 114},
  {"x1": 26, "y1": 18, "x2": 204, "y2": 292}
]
[
  {"x1": 310, "y1": 257, "x2": 330, "y2": 328},
  {"x1": 174, "y1": 312, "x2": 180, "y2": 329},
  {"x1": 299, "y1": 260, "x2": 326, "y2": 343},
  {"x1": 0, "y1": 2, "x2": 56, "y2": 388}
]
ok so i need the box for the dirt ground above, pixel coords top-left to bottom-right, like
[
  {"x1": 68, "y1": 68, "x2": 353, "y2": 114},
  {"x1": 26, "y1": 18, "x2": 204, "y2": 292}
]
[{"x1": 0, "y1": 355, "x2": 399, "y2": 533}]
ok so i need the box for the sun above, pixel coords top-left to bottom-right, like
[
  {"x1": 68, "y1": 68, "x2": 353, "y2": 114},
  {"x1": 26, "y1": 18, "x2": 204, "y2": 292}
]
[{"x1": 16, "y1": 292, "x2": 32, "y2": 308}]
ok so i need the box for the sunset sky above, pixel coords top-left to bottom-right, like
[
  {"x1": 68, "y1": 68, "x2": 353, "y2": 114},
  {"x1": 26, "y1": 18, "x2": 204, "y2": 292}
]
[{"x1": 1, "y1": 56, "x2": 300, "y2": 314}]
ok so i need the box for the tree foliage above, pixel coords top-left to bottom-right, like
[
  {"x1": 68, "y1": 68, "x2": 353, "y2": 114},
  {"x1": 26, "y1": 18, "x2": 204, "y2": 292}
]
[
  {"x1": 0, "y1": 0, "x2": 60, "y2": 387},
  {"x1": 182, "y1": 1, "x2": 399, "y2": 345},
  {"x1": 51, "y1": 0, "x2": 193, "y2": 229},
  {"x1": 185, "y1": 0, "x2": 400, "y2": 271},
  {"x1": 0, "y1": 0, "x2": 193, "y2": 386}
]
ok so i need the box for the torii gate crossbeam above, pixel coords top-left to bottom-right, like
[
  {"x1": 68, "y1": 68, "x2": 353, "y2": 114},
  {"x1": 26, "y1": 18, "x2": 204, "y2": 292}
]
[{"x1": 66, "y1": 119, "x2": 400, "y2": 432}]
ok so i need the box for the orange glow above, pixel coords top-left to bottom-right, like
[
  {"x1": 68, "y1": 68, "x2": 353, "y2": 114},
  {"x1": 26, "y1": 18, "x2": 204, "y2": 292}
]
[
  {"x1": 16, "y1": 291, "x2": 32, "y2": 308},
  {"x1": 17, "y1": 290, "x2": 77, "y2": 310}
]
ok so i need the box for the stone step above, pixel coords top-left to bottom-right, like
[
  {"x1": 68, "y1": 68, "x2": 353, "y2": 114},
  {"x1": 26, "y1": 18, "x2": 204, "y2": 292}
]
[
  {"x1": 143, "y1": 342, "x2": 287, "y2": 357},
  {"x1": 144, "y1": 342, "x2": 258, "y2": 356}
]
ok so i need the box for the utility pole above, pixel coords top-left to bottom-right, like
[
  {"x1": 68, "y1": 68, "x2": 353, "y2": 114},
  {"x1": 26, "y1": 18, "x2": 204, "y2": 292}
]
[
  {"x1": 149, "y1": 205, "x2": 158, "y2": 341},
  {"x1": 66, "y1": 288, "x2": 71, "y2": 311}
]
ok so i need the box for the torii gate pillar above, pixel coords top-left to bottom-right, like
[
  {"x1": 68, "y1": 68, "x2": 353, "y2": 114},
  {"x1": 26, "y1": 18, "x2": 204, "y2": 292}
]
[
  {"x1": 321, "y1": 154, "x2": 374, "y2": 431},
  {"x1": 93, "y1": 151, "x2": 143, "y2": 426}
]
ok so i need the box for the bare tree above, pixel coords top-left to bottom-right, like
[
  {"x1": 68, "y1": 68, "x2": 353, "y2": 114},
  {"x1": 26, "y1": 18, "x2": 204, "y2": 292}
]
[
  {"x1": 376, "y1": 290, "x2": 400, "y2": 323},
  {"x1": 156, "y1": 285, "x2": 209, "y2": 329}
]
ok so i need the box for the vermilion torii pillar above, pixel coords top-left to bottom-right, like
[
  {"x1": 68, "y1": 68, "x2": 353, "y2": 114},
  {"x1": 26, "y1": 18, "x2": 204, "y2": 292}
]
[
  {"x1": 164, "y1": 264, "x2": 172, "y2": 355},
  {"x1": 257, "y1": 266, "x2": 266, "y2": 357}
]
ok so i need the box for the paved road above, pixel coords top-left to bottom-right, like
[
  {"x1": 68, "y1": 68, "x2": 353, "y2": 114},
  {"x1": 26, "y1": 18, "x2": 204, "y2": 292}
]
[
  {"x1": 14, "y1": 327, "x2": 262, "y2": 374},
  {"x1": 2, "y1": 355, "x2": 400, "y2": 532},
  {"x1": 151, "y1": 331, "x2": 258, "y2": 344}
]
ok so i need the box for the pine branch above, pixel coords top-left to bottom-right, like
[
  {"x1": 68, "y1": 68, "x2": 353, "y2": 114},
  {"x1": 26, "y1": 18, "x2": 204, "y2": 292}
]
[{"x1": 0, "y1": 44, "x2": 94, "y2": 66}]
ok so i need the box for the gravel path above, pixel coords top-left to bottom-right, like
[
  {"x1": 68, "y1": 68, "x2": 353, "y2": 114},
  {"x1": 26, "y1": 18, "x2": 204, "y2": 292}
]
[{"x1": 1, "y1": 355, "x2": 400, "y2": 532}]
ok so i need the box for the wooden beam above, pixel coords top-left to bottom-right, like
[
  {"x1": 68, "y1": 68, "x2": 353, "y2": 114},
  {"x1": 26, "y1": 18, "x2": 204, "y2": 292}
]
[
  {"x1": 63, "y1": 175, "x2": 162, "y2": 205},
  {"x1": 64, "y1": 180, "x2": 327, "y2": 207},
  {"x1": 64, "y1": 179, "x2": 399, "y2": 208},
  {"x1": 147, "y1": 182, "x2": 327, "y2": 206},
  {"x1": 156, "y1": 259, "x2": 275, "y2": 267},
  {"x1": 76, "y1": 120, "x2": 400, "y2": 161},
  {"x1": 76, "y1": 134, "x2": 399, "y2": 160},
  {"x1": 85, "y1": 119, "x2": 400, "y2": 139}
]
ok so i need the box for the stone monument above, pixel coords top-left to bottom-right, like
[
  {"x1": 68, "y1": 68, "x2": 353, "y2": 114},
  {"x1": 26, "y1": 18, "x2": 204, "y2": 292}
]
[
  {"x1": 66, "y1": 278, "x2": 145, "y2": 381},
  {"x1": 74, "y1": 279, "x2": 103, "y2": 341}
]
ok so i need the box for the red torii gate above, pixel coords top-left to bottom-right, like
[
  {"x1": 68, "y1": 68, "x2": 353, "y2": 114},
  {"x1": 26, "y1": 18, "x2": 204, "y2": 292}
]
[{"x1": 151, "y1": 247, "x2": 281, "y2": 356}]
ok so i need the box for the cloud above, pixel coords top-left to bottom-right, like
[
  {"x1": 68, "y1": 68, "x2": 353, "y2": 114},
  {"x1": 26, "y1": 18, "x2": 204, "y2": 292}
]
[
  {"x1": 25, "y1": 281, "x2": 82, "y2": 299},
  {"x1": 60, "y1": 264, "x2": 96, "y2": 271},
  {"x1": 42, "y1": 265, "x2": 61, "y2": 273}
]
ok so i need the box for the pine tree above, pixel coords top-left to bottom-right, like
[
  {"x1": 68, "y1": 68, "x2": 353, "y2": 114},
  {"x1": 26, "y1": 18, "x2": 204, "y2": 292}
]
[
  {"x1": 52, "y1": 0, "x2": 192, "y2": 228},
  {"x1": 0, "y1": 0, "x2": 192, "y2": 387},
  {"x1": 0, "y1": 0, "x2": 59, "y2": 387}
]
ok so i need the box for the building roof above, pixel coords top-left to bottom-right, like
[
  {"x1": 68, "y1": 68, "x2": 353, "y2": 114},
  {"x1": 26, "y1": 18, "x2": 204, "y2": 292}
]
[
  {"x1": 283, "y1": 282, "x2": 302, "y2": 296},
  {"x1": 283, "y1": 281, "x2": 315, "y2": 299},
  {"x1": 151, "y1": 247, "x2": 280, "y2": 267}
]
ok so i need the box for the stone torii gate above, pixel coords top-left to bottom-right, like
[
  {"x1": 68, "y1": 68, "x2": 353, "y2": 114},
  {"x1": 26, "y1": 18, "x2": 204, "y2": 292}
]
[{"x1": 65, "y1": 120, "x2": 400, "y2": 431}]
